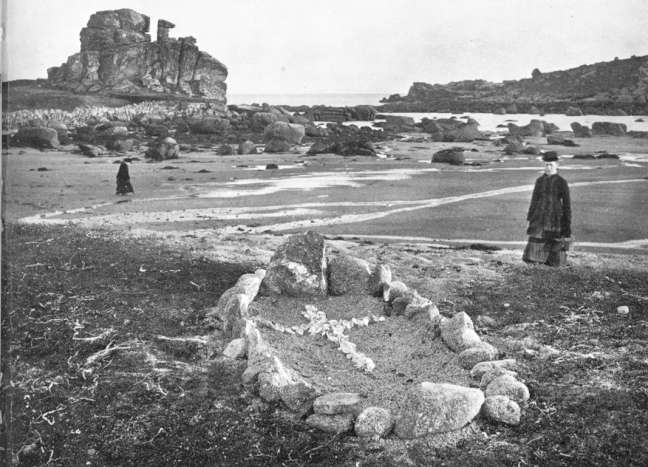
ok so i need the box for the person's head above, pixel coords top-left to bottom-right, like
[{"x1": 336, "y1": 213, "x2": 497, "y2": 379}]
[{"x1": 542, "y1": 152, "x2": 559, "y2": 175}]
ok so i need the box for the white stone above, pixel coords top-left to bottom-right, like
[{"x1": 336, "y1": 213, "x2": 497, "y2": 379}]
[
  {"x1": 482, "y1": 395, "x2": 521, "y2": 425},
  {"x1": 458, "y1": 342, "x2": 498, "y2": 369},
  {"x1": 313, "y1": 392, "x2": 363, "y2": 415},
  {"x1": 470, "y1": 359, "x2": 518, "y2": 379},
  {"x1": 485, "y1": 374, "x2": 530, "y2": 405},
  {"x1": 440, "y1": 312, "x2": 482, "y2": 352}
]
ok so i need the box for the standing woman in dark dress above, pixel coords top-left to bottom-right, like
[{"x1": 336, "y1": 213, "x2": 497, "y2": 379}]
[
  {"x1": 116, "y1": 161, "x2": 134, "y2": 195},
  {"x1": 523, "y1": 153, "x2": 572, "y2": 266}
]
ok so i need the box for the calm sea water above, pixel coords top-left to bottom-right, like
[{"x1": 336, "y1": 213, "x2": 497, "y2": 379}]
[{"x1": 227, "y1": 93, "x2": 648, "y2": 132}]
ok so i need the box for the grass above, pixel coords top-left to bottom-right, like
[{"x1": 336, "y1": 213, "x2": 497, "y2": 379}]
[{"x1": 2, "y1": 223, "x2": 648, "y2": 466}]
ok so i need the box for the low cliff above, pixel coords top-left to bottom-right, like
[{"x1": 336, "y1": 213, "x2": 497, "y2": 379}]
[
  {"x1": 380, "y1": 55, "x2": 648, "y2": 115},
  {"x1": 47, "y1": 9, "x2": 228, "y2": 106}
]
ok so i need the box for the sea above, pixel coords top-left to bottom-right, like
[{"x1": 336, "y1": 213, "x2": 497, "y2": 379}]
[{"x1": 227, "y1": 93, "x2": 648, "y2": 133}]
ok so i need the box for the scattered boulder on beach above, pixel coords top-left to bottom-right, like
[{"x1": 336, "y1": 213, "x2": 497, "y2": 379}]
[
  {"x1": 592, "y1": 121, "x2": 627, "y2": 136},
  {"x1": 482, "y1": 395, "x2": 521, "y2": 426},
  {"x1": 354, "y1": 407, "x2": 394, "y2": 438},
  {"x1": 106, "y1": 138, "x2": 135, "y2": 152},
  {"x1": 78, "y1": 143, "x2": 104, "y2": 157},
  {"x1": 432, "y1": 147, "x2": 465, "y2": 165},
  {"x1": 264, "y1": 139, "x2": 292, "y2": 153},
  {"x1": 570, "y1": 122, "x2": 592, "y2": 137},
  {"x1": 237, "y1": 140, "x2": 257, "y2": 155},
  {"x1": 189, "y1": 117, "x2": 230, "y2": 135},
  {"x1": 263, "y1": 121, "x2": 305, "y2": 145},
  {"x1": 145, "y1": 136, "x2": 179, "y2": 160},
  {"x1": 547, "y1": 134, "x2": 578, "y2": 147},
  {"x1": 216, "y1": 144, "x2": 235, "y2": 155},
  {"x1": 12, "y1": 127, "x2": 60, "y2": 149},
  {"x1": 508, "y1": 120, "x2": 544, "y2": 137},
  {"x1": 419, "y1": 118, "x2": 483, "y2": 142},
  {"x1": 374, "y1": 115, "x2": 418, "y2": 132}
]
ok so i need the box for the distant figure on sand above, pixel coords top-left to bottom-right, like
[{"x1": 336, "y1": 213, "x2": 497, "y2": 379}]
[
  {"x1": 523, "y1": 153, "x2": 572, "y2": 266},
  {"x1": 116, "y1": 162, "x2": 134, "y2": 195}
]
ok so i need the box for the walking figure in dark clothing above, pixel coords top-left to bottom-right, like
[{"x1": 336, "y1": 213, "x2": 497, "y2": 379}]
[
  {"x1": 522, "y1": 152, "x2": 572, "y2": 266},
  {"x1": 116, "y1": 162, "x2": 134, "y2": 195}
]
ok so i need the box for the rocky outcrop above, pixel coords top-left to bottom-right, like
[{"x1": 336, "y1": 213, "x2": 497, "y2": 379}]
[
  {"x1": 47, "y1": 9, "x2": 228, "y2": 105},
  {"x1": 379, "y1": 54, "x2": 648, "y2": 115},
  {"x1": 591, "y1": 121, "x2": 627, "y2": 136}
]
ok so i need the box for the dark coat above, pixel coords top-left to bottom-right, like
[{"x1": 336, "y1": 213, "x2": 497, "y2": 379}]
[
  {"x1": 116, "y1": 162, "x2": 134, "y2": 194},
  {"x1": 526, "y1": 173, "x2": 571, "y2": 238}
]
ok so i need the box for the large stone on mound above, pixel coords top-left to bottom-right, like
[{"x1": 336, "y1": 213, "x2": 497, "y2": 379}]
[
  {"x1": 440, "y1": 312, "x2": 482, "y2": 352},
  {"x1": 482, "y1": 395, "x2": 521, "y2": 426},
  {"x1": 327, "y1": 255, "x2": 372, "y2": 295},
  {"x1": 485, "y1": 374, "x2": 530, "y2": 404},
  {"x1": 394, "y1": 382, "x2": 484, "y2": 438},
  {"x1": 355, "y1": 407, "x2": 394, "y2": 438},
  {"x1": 306, "y1": 413, "x2": 355, "y2": 433},
  {"x1": 458, "y1": 342, "x2": 498, "y2": 369},
  {"x1": 470, "y1": 359, "x2": 518, "y2": 379},
  {"x1": 13, "y1": 127, "x2": 60, "y2": 149},
  {"x1": 368, "y1": 263, "x2": 392, "y2": 296},
  {"x1": 263, "y1": 121, "x2": 305, "y2": 145},
  {"x1": 313, "y1": 392, "x2": 363, "y2": 415},
  {"x1": 262, "y1": 231, "x2": 328, "y2": 296},
  {"x1": 479, "y1": 367, "x2": 518, "y2": 390}
]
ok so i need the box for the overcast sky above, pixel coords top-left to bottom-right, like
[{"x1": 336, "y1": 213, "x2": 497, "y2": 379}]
[{"x1": 4, "y1": 0, "x2": 648, "y2": 95}]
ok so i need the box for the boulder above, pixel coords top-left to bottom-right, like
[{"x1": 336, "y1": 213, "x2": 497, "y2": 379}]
[
  {"x1": 393, "y1": 382, "x2": 485, "y2": 438},
  {"x1": 484, "y1": 374, "x2": 530, "y2": 404},
  {"x1": 522, "y1": 145, "x2": 541, "y2": 155},
  {"x1": 440, "y1": 312, "x2": 482, "y2": 352},
  {"x1": 570, "y1": 122, "x2": 592, "y2": 137},
  {"x1": 333, "y1": 140, "x2": 376, "y2": 157},
  {"x1": 479, "y1": 367, "x2": 519, "y2": 390},
  {"x1": 591, "y1": 121, "x2": 627, "y2": 136},
  {"x1": 78, "y1": 143, "x2": 103, "y2": 157},
  {"x1": 354, "y1": 407, "x2": 394, "y2": 438},
  {"x1": 382, "y1": 280, "x2": 409, "y2": 303},
  {"x1": 507, "y1": 120, "x2": 545, "y2": 137},
  {"x1": 12, "y1": 127, "x2": 60, "y2": 149},
  {"x1": 264, "y1": 139, "x2": 291, "y2": 153},
  {"x1": 106, "y1": 138, "x2": 134, "y2": 152},
  {"x1": 547, "y1": 135, "x2": 578, "y2": 147},
  {"x1": 306, "y1": 140, "x2": 334, "y2": 155},
  {"x1": 263, "y1": 121, "x2": 305, "y2": 145},
  {"x1": 327, "y1": 255, "x2": 372, "y2": 295},
  {"x1": 210, "y1": 293, "x2": 249, "y2": 339},
  {"x1": 313, "y1": 392, "x2": 363, "y2": 415},
  {"x1": 482, "y1": 395, "x2": 521, "y2": 426},
  {"x1": 470, "y1": 359, "x2": 518, "y2": 379},
  {"x1": 306, "y1": 413, "x2": 355, "y2": 433},
  {"x1": 305, "y1": 125, "x2": 329, "y2": 137},
  {"x1": 368, "y1": 264, "x2": 392, "y2": 296},
  {"x1": 502, "y1": 135, "x2": 524, "y2": 154},
  {"x1": 432, "y1": 147, "x2": 465, "y2": 165},
  {"x1": 223, "y1": 338, "x2": 247, "y2": 359},
  {"x1": 237, "y1": 140, "x2": 257, "y2": 155},
  {"x1": 145, "y1": 137, "x2": 179, "y2": 160},
  {"x1": 420, "y1": 118, "x2": 483, "y2": 142},
  {"x1": 215, "y1": 144, "x2": 234, "y2": 155},
  {"x1": 279, "y1": 382, "x2": 317, "y2": 416},
  {"x1": 458, "y1": 342, "x2": 499, "y2": 369},
  {"x1": 145, "y1": 124, "x2": 169, "y2": 137},
  {"x1": 405, "y1": 301, "x2": 440, "y2": 323},
  {"x1": 262, "y1": 231, "x2": 328, "y2": 296}
]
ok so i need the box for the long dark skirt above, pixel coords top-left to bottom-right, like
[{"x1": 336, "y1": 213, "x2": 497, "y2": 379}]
[
  {"x1": 116, "y1": 178, "x2": 134, "y2": 195},
  {"x1": 522, "y1": 237, "x2": 567, "y2": 266}
]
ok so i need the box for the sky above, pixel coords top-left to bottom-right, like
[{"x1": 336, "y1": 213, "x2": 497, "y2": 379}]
[{"x1": 3, "y1": 0, "x2": 648, "y2": 95}]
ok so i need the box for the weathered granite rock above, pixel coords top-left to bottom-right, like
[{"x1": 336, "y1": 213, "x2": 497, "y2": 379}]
[
  {"x1": 313, "y1": 392, "x2": 363, "y2": 415},
  {"x1": 354, "y1": 407, "x2": 394, "y2": 438},
  {"x1": 189, "y1": 118, "x2": 230, "y2": 134},
  {"x1": 485, "y1": 374, "x2": 530, "y2": 404},
  {"x1": 223, "y1": 337, "x2": 247, "y2": 359},
  {"x1": 432, "y1": 148, "x2": 465, "y2": 165},
  {"x1": 382, "y1": 280, "x2": 409, "y2": 303},
  {"x1": 440, "y1": 312, "x2": 482, "y2": 352},
  {"x1": 565, "y1": 106, "x2": 583, "y2": 116},
  {"x1": 592, "y1": 121, "x2": 627, "y2": 136},
  {"x1": 547, "y1": 134, "x2": 577, "y2": 146},
  {"x1": 482, "y1": 395, "x2": 521, "y2": 425},
  {"x1": 419, "y1": 118, "x2": 483, "y2": 142},
  {"x1": 12, "y1": 127, "x2": 60, "y2": 149},
  {"x1": 264, "y1": 139, "x2": 292, "y2": 153},
  {"x1": 145, "y1": 137, "x2": 179, "y2": 160},
  {"x1": 470, "y1": 359, "x2": 518, "y2": 379},
  {"x1": 306, "y1": 413, "x2": 355, "y2": 433},
  {"x1": 262, "y1": 231, "x2": 328, "y2": 296},
  {"x1": 237, "y1": 140, "x2": 257, "y2": 155},
  {"x1": 263, "y1": 121, "x2": 305, "y2": 145},
  {"x1": 47, "y1": 9, "x2": 228, "y2": 104},
  {"x1": 394, "y1": 382, "x2": 485, "y2": 438},
  {"x1": 458, "y1": 342, "x2": 498, "y2": 369},
  {"x1": 368, "y1": 264, "x2": 392, "y2": 296},
  {"x1": 479, "y1": 367, "x2": 519, "y2": 390},
  {"x1": 507, "y1": 120, "x2": 545, "y2": 137},
  {"x1": 327, "y1": 255, "x2": 372, "y2": 296},
  {"x1": 570, "y1": 122, "x2": 592, "y2": 137}
]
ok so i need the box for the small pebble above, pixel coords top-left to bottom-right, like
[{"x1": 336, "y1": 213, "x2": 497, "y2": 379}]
[{"x1": 617, "y1": 306, "x2": 629, "y2": 315}]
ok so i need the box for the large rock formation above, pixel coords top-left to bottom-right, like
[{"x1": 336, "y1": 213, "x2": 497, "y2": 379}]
[{"x1": 47, "y1": 9, "x2": 228, "y2": 105}]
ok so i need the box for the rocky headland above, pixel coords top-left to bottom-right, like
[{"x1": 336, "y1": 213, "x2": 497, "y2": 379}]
[{"x1": 379, "y1": 55, "x2": 648, "y2": 115}]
